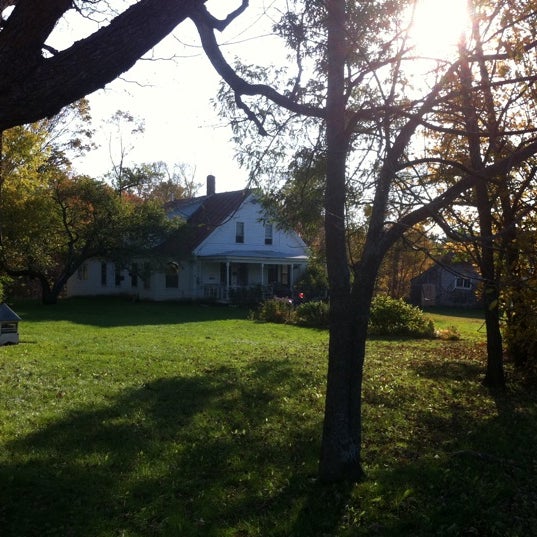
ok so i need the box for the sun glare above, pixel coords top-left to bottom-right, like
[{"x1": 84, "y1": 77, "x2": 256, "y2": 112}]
[{"x1": 410, "y1": 0, "x2": 470, "y2": 60}]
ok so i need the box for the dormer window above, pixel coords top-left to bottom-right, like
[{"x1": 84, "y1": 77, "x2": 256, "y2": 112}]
[
  {"x1": 236, "y1": 222, "x2": 244, "y2": 243},
  {"x1": 264, "y1": 223, "x2": 273, "y2": 245}
]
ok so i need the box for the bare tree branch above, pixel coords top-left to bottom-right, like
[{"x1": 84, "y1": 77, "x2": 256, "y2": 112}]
[
  {"x1": 201, "y1": 0, "x2": 249, "y2": 31},
  {"x1": 190, "y1": 3, "x2": 326, "y2": 125}
]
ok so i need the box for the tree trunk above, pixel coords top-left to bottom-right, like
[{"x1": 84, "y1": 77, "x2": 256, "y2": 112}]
[
  {"x1": 482, "y1": 281, "x2": 505, "y2": 388},
  {"x1": 319, "y1": 289, "x2": 366, "y2": 482},
  {"x1": 318, "y1": 249, "x2": 383, "y2": 482},
  {"x1": 475, "y1": 180, "x2": 505, "y2": 389},
  {"x1": 318, "y1": 0, "x2": 366, "y2": 483},
  {"x1": 458, "y1": 42, "x2": 505, "y2": 389},
  {"x1": 40, "y1": 280, "x2": 59, "y2": 305}
]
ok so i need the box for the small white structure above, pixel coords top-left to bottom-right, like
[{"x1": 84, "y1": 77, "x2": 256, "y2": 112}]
[{"x1": 0, "y1": 303, "x2": 21, "y2": 345}]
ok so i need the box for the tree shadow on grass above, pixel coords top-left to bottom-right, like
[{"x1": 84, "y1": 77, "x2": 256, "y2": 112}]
[
  {"x1": 6, "y1": 343, "x2": 532, "y2": 537},
  {"x1": 357, "y1": 356, "x2": 537, "y2": 536},
  {"x1": 13, "y1": 297, "x2": 250, "y2": 328},
  {"x1": 0, "y1": 359, "x2": 353, "y2": 537},
  {"x1": 361, "y1": 408, "x2": 537, "y2": 536},
  {"x1": 411, "y1": 357, "x2": 484, "y2": 382}
]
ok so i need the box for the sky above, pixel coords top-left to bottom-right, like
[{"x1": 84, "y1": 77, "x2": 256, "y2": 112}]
[
  {"x1": 62, "y1": 4, "x2": 283, "y2": 195},
  {"x1": 47, "y1": 0, "x2": 467, "y2": 196},
  {"x1": 73, "y1": 35, "x2": 248, "y2": 193}
]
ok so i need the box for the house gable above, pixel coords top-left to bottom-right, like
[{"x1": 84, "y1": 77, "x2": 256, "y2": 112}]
[
  {"x1": 158, "y1": 189, "x2": 250, "y2": 259},
  {"x1": 195, "y1": 194, "x2": 308, "y2": 260}
]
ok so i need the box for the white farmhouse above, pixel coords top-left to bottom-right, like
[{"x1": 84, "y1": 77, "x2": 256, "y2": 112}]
[{"x1": 66, "y1": 176, "x2": 309, "y2": 302}]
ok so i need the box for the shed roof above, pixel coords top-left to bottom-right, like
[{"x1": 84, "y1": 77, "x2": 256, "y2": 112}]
[
  {"x1": 0, "y1": 303, "x2": 21, "y2": 321},
  {"x1": 410, "y1": 260, "x2": 478, "y2": 285}
]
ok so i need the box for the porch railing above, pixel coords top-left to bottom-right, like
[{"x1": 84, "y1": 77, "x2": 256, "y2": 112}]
[{"x1": 202, "y1": 284, "x2": 275, "y2": 303}]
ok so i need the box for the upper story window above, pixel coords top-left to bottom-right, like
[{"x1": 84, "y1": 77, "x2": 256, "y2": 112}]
[
  {"x1": 236, "y1": 221, "x2": 245, "y2": 243},
  {"x1": 264, "y1": 223, "x2": 273, "y2": 245},
  {"x1": 455, "y1": 277, "x2": 472, "y2": 289}
]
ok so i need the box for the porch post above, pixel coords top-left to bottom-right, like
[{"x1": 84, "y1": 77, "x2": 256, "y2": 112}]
[
  {"x1": 261, "y1": 263, "x2": 264, "y2": 286},
  {"x1": 290, "y1": 264, "x2": 294, "y2": 289},
  {"x1": 226, "y1": 261, "x2": 230, "y2": 301},
  {"x1": 196, "y1": 260, "x2": 201, "y2": 298}
]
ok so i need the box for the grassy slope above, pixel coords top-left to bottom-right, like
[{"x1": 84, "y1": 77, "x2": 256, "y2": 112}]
[
  {"x1": 0, "y1": 299, "x2": 535, "y2": 537},
  {"x1": 424, "y1": 306, "x2": 487, "y2": 340}
]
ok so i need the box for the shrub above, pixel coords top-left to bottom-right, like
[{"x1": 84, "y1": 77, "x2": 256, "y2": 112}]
[
  {"x1": 250, "y1": 297, "x2": 295, "y2": 324},
  {"x1": 294, "y1": 260, "x2": 329, "y2": 301},
  {"x1": 369, "y1": 295, "x2": 435, "y2": 338},
  {"x1": 296, "y1": 300, "x2": 329, "y2": 328}
]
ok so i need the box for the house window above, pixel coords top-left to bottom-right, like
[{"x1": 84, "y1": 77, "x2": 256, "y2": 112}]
[
  {"x1": 264, "y1": 224, "x2": 273, "y2": 245},
  {"x1": 101, "y1": 262, "x2": 107, "y2": 286},
  {"x1": 114, "y1": 265, "x2": 122, "y2": 287},
  {"x1": 220, "y1": 263, "x2": 229, "y2": 285},
  {"x1": 165, "y1": 263, "x2": 179, "y2": 288},
  {"x1": 131, "y1": 263, "x2": 138, "y2": 288},
  {"x1": 455, "y1": 277, "x2": 472, "y2": 289},
  {"x1": 1, "y1": 322, "x2": 17, "y2": 334},
  {"x1": 281, "y1": 264, "x2": 290, "y2": 286},
  {"x1": 77, "y1": 264, "x2": 88, "y2": 281},
  {"x1": 235, "y1": 221, "x2": 244, "y2": 243},
  {"x1": 268, "y1": 265, "x2": 278, "y2": 284},
  {"x1": 143, "y1": 262, "x2": 151, "y2": 290},
  {"x1": 237, "y1": 263, "x2": 248, "y2": 286}
]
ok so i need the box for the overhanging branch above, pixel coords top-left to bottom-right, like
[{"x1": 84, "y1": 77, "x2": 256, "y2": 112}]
[
  {"x1": 0, "y1": 0, "x2": 200, "y2": 130},
  {"x1": 190, "y1": 3, "x2": 325, "y2": 132}
]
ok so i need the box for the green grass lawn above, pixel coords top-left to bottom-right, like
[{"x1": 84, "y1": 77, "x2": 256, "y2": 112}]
[
  {"x1": 424, "y1": 306, "x2": 488, "y2": 340},
  {"x1": 0, "y1": 298, "x2": 535, "y2": 537}
]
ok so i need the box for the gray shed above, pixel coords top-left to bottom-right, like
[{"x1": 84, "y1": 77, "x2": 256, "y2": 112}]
[
  {"x1": 409, "y1": 261, "x2": 480, "y2": 308},
  {"x1": 0, "y1": 303, "x2": 21, "y2": 345}
]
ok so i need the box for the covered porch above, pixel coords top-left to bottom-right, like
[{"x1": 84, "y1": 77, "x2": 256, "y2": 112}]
[{"x1": 197, "y1": 251, "x2": 308, "y2": 303}]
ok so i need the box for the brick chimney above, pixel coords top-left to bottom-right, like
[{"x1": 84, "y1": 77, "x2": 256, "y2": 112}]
[{"x1": 206, "y1": 174, "x2": 216, "y2": 196}]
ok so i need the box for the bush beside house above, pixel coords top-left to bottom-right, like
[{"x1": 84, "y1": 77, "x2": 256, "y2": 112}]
[{"x1": 253, "y1": 294, "x2": 435, "y2": 338}]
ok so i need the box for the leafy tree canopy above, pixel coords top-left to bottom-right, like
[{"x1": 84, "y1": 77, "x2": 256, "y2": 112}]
[{"x1": 0, "y1": 108, "x2": 181, "y2": 304}]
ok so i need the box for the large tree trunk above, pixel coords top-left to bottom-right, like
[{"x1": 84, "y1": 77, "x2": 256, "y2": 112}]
[
  {"x1": 482, "y1": 290, "x2": 504, "y2": 387},
  {"x1": 475, "y1": 181, "x2": 505, "y2": 389},
  {"x1": 458, "y1": 42, "x2": 505, "y2": 389},
  {"x1": 318, "y1": 0, "x2": 366, "y2": 483},
  {"x1": 41, "y1": 288, "x2": 59, "y2": 305},
  {"x1": 319, "y1": 245, "x2": 383, "y2": 482},
  {"x1": 319, "y1": 289, "x2": 366, "y2": 482},
  {"x1": 39, "y1": 277, "x2": 60, "y2": 305}
]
